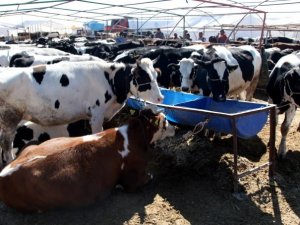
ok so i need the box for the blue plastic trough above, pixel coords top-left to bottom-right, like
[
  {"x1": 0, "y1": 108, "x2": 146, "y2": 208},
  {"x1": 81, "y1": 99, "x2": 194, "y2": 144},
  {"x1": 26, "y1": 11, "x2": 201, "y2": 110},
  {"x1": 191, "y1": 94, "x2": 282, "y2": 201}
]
[
  {"x1": 127, "y1": 88, "x2": 277, "y2": 194},
  {"x1": 127, "y1": 88, "x2": 270, "y2": 139}
]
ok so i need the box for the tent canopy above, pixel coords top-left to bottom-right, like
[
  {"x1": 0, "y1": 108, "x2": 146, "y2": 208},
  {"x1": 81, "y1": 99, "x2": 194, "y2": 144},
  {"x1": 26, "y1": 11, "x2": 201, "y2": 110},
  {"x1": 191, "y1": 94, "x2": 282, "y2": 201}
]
[{"x1": 0, "y1": 0, "x2": 299, "y2": 39}]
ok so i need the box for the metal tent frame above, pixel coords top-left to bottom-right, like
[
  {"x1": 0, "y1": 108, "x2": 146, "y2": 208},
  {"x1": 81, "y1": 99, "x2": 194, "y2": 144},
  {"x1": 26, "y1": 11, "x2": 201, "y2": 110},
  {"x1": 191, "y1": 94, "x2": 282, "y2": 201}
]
[{"x1": 0, "y1": 1, "x2": 299, "y2": 42}]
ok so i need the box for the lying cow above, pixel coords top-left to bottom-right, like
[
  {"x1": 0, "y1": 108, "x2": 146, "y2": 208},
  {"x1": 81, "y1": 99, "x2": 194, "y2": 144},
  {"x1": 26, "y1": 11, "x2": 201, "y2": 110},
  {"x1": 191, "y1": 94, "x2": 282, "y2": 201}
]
[
  {"x1": 0, "y1": 47, "x2": 71, "y2": 67},
  {"x1": 10, "y1": 53, "x2": 103, "y2": 67},
  {"x1": 173, "y1": 45, "x2": 262, "y2": 102},
  {"x1": 0, "y1": 109, "x2": 175, "y2": 212},
  {"x1": 0, "y1": 58, "x2": 163, "y2": 168},
  {"x1": 13, "y1": 120, "x2": 91, "y2": 155},
  {"x1": 266, "y1": 54, "x2": 300, "y2": 158}
]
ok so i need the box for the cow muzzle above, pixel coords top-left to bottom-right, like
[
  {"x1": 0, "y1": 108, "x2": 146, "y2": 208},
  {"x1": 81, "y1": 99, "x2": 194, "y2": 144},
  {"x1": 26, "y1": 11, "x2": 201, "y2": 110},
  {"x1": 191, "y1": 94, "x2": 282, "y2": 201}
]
[{"x1": 181, "y1": 87, "x2": 190, "y2": 92}]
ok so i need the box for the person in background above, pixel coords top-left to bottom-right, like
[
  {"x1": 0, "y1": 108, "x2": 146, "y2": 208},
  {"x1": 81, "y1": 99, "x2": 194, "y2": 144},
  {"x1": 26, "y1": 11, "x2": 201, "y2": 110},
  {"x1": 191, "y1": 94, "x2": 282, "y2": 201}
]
[
  {"x1": 216, "y1": 29, "x2": 228, "y2": 43},
  {"x1": 146, "y1": 31, "x2": 154, "y2": 38},
  {"x1": 173, "y1": 33, "x2": 179, "y2": 39},
  {"x1": 198, "y1": 31, "x2": 206, "y2": 42},
  {"x1": 115, "y1": 32, "x2": 126, "y2": 43},
  {"x1": 154, "y1": 28, "x2": 165, "y2": 39},
  {"x1": 183, "y1": 30, "x2": 191, "y2": 41}
]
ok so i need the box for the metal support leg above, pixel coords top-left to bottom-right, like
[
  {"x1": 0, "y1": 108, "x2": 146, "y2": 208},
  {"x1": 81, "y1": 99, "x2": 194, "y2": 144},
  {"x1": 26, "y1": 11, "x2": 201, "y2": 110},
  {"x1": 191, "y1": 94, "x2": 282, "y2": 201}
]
[
  {"x1": 231, "y1": 118, "x2": 239, "y2": 194},
  {"x1": 269, "y1": 106, "x2": 276, "y2": 178}
]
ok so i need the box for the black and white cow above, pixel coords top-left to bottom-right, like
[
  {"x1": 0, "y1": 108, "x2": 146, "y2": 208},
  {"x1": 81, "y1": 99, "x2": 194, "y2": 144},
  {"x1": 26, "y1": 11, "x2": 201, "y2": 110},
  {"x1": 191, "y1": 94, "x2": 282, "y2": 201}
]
[
  {"x1": 177, "y1": 45, "x2": 262, "y2": 102},
  {"x1": 266, "y1": 54, "x2": 300, "y2": 158},
  {"x1": 114, "y1": 46, "x2": 196, "y2": 88},
  {"x1": 13, "y1": 120, "x2": 91, "y2": 155},
  {"x1": 10, "y1": 53, "x2": 103, "y2": 67},
  {"x1": 0, "y1": 47, "x2": 71, "y2": 67},
  {"x1": 265, "y1": 47, "x2": 294, "y2": 71},
  {"x1": 0, "y1": 58, "x2": 163, "y2": 167}
]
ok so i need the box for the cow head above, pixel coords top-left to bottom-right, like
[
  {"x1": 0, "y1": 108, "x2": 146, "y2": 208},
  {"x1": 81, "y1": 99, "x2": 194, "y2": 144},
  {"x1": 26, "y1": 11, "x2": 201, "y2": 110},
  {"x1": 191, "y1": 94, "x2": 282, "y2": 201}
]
[
  {"x1": 118, "y1": 108, "x2": 175, "y2": 192},
  {"x1": 130, "y1": 57, "x2": 163, "y2": 103},
  {"x1": 173, "y1": 58, "x2": 198, "y2": 92},
  {"x1": 195, "y1": 58, "x2": 238, "y2": 102},
  {"x1": 166, "y1": 62, "x2": 182, "y2": 88},
  {"x1": 140, "y1": 108, "x2": 175, "y2": 143}
]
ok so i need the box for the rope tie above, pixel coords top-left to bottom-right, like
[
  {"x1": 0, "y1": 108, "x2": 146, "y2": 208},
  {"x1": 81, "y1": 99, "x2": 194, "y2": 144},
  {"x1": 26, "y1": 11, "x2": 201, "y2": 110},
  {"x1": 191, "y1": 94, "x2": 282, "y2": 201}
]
[{"x1": 183, "y1": 118, "x2": 210, "y2": 140}]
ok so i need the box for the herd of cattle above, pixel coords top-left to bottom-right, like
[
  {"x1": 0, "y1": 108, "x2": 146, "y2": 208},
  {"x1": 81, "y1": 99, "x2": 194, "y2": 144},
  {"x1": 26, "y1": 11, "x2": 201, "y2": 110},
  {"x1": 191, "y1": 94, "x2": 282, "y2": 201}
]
[{"x1": 0, "y1": 38, "x2": 299, "y2": 212}]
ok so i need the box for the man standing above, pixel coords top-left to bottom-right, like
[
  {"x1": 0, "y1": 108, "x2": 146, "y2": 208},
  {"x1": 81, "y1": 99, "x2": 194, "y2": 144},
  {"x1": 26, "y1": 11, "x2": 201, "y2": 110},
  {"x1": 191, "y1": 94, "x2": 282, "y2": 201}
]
[
  {"x1": 154, "y1": 28, "x2": 165, "y2": 39},
  {"x1": 198, "y1": 32, "x2": 206, "y2": 42},
  {"x1": 216, "y1": 29, "x2": 228, "y2": 43}
]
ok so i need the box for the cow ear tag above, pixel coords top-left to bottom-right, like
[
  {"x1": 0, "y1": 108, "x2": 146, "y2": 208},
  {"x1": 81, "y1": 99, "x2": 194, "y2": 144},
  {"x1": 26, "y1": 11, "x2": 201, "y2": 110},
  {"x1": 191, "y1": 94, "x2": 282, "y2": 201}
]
[
  {"x1": 149, "y1": 118, "x2": 158, "y2": 126},
  {"x1": 130, "y1": 109, "x2": 136, "y2": 115},
  {"x1": 154, "y1": 119, "x2": 159, "y2": 126}
]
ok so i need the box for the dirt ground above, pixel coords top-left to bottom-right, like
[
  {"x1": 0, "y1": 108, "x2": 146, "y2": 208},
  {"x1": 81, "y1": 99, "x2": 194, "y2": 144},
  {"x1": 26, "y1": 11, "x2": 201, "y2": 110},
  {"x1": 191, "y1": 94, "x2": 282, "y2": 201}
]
[{"x1": 0, "y1": 92, "x2": 300, "y2": 225}]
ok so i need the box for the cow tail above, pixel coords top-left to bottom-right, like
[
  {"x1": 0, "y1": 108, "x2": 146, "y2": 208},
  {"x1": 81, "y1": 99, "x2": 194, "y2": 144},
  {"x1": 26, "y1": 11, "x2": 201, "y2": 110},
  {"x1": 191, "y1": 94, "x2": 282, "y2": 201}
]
[{"x1": 258, "y1": 47, "x2": 269, "y2": 90}]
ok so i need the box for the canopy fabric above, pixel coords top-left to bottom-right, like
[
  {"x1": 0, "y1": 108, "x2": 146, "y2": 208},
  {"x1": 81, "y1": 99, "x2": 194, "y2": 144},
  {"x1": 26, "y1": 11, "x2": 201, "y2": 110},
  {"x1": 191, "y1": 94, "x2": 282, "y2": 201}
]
[{"x1": 0, "y1": 0, "x2": 299, "y2": 39}]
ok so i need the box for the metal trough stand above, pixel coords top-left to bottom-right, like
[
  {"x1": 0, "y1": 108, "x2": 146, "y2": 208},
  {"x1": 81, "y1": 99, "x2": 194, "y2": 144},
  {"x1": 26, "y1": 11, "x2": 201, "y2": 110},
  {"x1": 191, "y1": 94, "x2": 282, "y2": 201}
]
[
  {"x1": 128, "y1": 98, "x2": 277, "y2": 198},
  {"x1": 230, "y1": 104, "x2": 276, "y2": 199}
]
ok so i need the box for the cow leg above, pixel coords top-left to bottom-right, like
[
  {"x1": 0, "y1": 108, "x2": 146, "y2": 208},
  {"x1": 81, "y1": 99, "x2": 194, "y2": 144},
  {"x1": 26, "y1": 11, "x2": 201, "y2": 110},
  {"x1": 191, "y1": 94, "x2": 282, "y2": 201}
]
[
  {"x1": 0, "y1": 106, "x2": 23, "y2": 168},
  {"x1": 0, "y1": 131, "x2": 15, "y2": 162},
  {"x1": 121, "y1": 169, "x2": 152, "y2": 192},
  {"x1": 245, "y1": 75, "x2": 259, "y2": 101},
  {"x1": 89, "y1": 108, "x2": 105, "y2": 133},
  {"x1": 238, "y1": 90, "x2": 247, "y2": 101},
  {"x1": 278, "y1": 105, "x2": 296, "y2": 159}
]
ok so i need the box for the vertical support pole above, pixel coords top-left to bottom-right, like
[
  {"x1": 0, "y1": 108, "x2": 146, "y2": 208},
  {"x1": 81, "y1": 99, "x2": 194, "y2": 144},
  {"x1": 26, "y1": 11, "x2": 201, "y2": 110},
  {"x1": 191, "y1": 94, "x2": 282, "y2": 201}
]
[
  {"x1": 183, "y1": 16, "x2": 186, "y2": 46},
  {"x1": 231, "y1": 118, "x2": 239, "y2": 194},
  {"x1": 259, "y1": 12, "x2": 267, "y2": 50},
  {"x1": 136, "y1": 18, "x2": 139, "y2": 39},
  {"x1": 269, "y1": 106, "x2": 276, "y2": 178}
]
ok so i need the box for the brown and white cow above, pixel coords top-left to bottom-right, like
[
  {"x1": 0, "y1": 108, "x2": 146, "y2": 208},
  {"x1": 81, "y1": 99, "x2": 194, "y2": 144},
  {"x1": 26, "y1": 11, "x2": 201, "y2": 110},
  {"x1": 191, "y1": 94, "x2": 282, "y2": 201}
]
[
  {"x1": 0, "y1": 58, "x2": 163, "y2": 168},
  {"x1": 0, "y1": 109, "x2": 175, "y2": 212}
]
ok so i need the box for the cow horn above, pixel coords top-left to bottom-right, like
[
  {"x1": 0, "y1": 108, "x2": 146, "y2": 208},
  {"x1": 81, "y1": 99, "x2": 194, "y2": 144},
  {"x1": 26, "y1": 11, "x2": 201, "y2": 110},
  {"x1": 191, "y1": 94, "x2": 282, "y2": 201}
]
[
  {"x1": 167, "y1": 63, "x2": 179, "y2": 69},
  {"x1": 152, "y1": 55, "x2": 160, "y2": 65}
]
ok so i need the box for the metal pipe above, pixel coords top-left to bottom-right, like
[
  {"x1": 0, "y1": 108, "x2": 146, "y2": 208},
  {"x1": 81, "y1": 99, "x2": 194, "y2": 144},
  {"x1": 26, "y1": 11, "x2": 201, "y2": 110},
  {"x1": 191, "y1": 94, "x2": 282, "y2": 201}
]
[
  {"x1": 231, "y1": 118, "x2": 239, "y2": 194},
  {"x1": 259, "y1": 12, "x2": 267, "y2": 50},
  {"x1": 193, "y1": 0, "x2": 266, "y2": 13},
  {"x1": 238, "y1": 162, "x2": 271, "y2": 179},
  {"x1": 269, "y1": 105, "x2": 276, "y2": 178},
  {"x1": 134, "y1": 98, "x2": 275, "y2": 119}
]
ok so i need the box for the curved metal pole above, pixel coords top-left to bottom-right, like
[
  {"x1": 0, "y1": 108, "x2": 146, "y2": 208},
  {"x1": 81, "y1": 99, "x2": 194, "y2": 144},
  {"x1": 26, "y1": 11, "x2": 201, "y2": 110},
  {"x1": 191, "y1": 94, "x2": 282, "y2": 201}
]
[
  {"x1": 226, "y1": 0, "x2": 268, "y2": 42},
  {"x1": 259, "y1": 12, "x2": 267, "y2": 49}
]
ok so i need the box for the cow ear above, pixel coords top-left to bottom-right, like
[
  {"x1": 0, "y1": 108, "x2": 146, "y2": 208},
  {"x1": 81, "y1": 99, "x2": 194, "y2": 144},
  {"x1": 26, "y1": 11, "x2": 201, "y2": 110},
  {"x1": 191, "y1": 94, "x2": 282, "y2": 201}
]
[
  {"x1": 211, "y1": 57, "x2": 225, "y2": 64},
  {"x1": 227, "y1": 64, "x2": 238, "y2": 73},
  {"x1": 155, "y1": 68, "x2": 162, "y2": 77},
  {"x1": 130, "y1": 109, "x2": 136, "y2": 115},
  {"x1": 133, "y1": 54, "x2": 141, "y2": 60},
  {"x1": 194, "y1": 59, "x2": 209, "y2": 67},
  {"x1": 136, "y1": 56, "x2": 142, "y2": 66}
]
